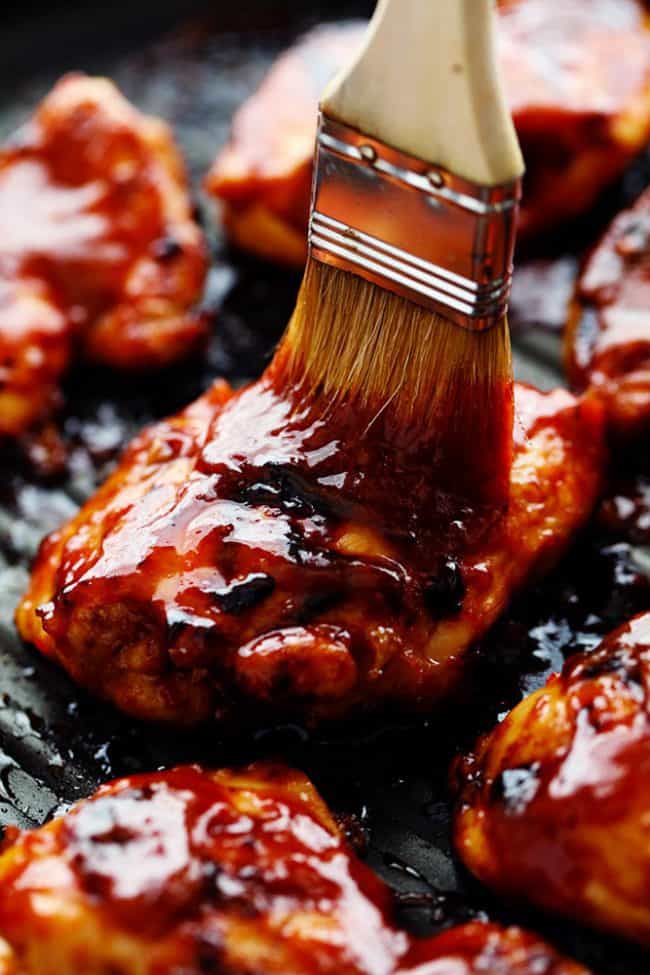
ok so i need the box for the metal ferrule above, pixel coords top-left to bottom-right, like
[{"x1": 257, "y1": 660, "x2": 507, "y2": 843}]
[{"x1": 309, "y1": 114, "x2": 521, "y2": 331}]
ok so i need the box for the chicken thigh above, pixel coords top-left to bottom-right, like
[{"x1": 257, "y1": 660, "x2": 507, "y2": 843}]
[
  {"x1": 566, "y1": 187, "x2": 650, "y2": 441},
  {"x1": 0, "y1": 762, "x2": 588, "y2": 975},
  {"x1": 453, "y1": 612, "x2": 650, "y2": 945},
  {"x1": 206, "y1": 0, "x2": 650, "y2": 265},
  {"x1": 0, "y1": 74, "x2": 207, "y2": 438},
  {"x1": 17, "y1": 370, "x2": 604, "y2": 726}
]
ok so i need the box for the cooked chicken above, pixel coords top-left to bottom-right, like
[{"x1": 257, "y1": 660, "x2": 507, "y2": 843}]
[
  {"x1": 500, "y1": 0, "x2": 650, "y2": 240},
  {"x1": 0, "y1": 763, "x2": 588, "y2": 975},
  {"x1": 16, "y1": 366, "x2": 604, "y2": 725},
  {"x1": 566, "y1": 187, "x2": 650, "y2": 441},
  {"x1": 453, "y1": 612, "x2": 650, "y2": 946},
  {"x1": 0, "y1": 73, "x2": 208, "y2": 439},
  {"x1": 205, "y1": 0, "x2": 650, "y2": 265},
  {"x1": 205, "y1": 23, "x2": 362, "y2": 267}
]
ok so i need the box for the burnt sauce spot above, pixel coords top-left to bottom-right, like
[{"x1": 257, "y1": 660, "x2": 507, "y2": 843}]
[
  {"x1": 239, "y1": 463, "x2": 335, "y2": 520},
  {"x1": 297, "y1": 590, "x2": 342, "y2": 623},
  {"x1": 423, "y1": 559, "x2": 465, "y2": 619},
  {"x1": 211, "y1": 573, "x2": 276, "y2": 615},
  {"x1": 152, "y1": 235, "x2": 184, "y2": 261}
]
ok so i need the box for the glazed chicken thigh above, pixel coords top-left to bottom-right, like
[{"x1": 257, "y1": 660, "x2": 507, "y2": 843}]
[
  {"x1": 206, "y1": 0, "x2": 650, "y2": 265},
  {"x1": 453, "y1": 612, "x2": 650, "y2": 946},
  {"x1": 566, "y1": 187, "x2": 650, "y2": 441},
  {"x1": 17, "y1": 360, "x2": 604, "y2": 726},
  {"x1": 0, "y1": 763, "x2": 588, "y2": 975},
  {"x1": 499, "y1": 0, "x2": 650, "y2": 240},
  {"x1": 0, "y1": 73, "x2": 207, "y2": 438}
]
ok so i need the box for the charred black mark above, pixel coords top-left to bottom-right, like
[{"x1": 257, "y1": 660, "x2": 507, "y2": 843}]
[
  {"x1": 192, "y1": 202, "x2": 206, "y2": 228},
  {"x1": 240, "y1": 481, "x2": 282, "y2": 507},
  {"x1": 423, "y1": 559, "x2": 465, "y2": 619},
  {"x1": 152, "y1": 235, "x2": 184, "y2": 261},
  {"x1": 287, "y1": 528, "x2": 319, "y2": 567},
  {"x1": 297, "y1": 590, "x2": 342, "y2": 623},
  {"x1": 199, "y1": 859, "x2": 222, "y2": 894},
  {"x1": 491, "y1": 763, "x2": 541, "y2": 815},
  {"x1": 239, "y1": 464, "x2": 334, "y2": 519},
  {"x1": 212, "y1": 573, "x2": 276, "y2": 615}
]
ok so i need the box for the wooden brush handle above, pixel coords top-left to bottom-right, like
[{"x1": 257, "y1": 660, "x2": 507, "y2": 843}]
[{"x1": 322, "y1": 0, "x2": 524, "y2": 187}]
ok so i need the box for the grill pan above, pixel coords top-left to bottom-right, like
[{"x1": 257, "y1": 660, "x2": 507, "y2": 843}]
[{"x1": 0, "y1": 3, "x2": 649, "y2": 973}]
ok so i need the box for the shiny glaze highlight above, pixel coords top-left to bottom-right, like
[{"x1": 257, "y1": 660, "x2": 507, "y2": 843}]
[
  {"x1": 17, "y1": 368, "x2": 604, "y2": 726},
  {"x1": 0, "y1": 73, "x2": 207, "y2": 438},
  {"x1": 0, "y1": 763, "x2": 588, "y2": 975},
  {"x1": 567, "y1": 186, "x2": 650, "y2": 440},
  {"x1": 453, "y1": 613, "x2": 650, "y2": 945}
]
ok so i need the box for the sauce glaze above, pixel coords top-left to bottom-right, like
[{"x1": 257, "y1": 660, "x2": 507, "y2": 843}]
[
  {"x1": 567, "y1": 186, "x2": 650, "y2": 440},
  {"x1": 16, "y1": 370, "x2": 604, "y2": 726},
  {"x1": 0, "y1": 763, "x2": 588, "y2": 975},
  {"x1": 0, "y1": 73, "x2": 207, "y2": 439},
  {"x1": 454, "y1": 613, "x2": 650, "y2": 946}
]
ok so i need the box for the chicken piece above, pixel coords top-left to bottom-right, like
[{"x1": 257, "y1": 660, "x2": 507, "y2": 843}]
[
  {"x1": 566, "y1": 187, "x2": 650, "y2": 441},
  {"x1": 205, "y1": 23, "x2": 364, "y2": 267},
  {"x1": 16, "y1": 367, "x2": 605, "y2": 726},
  {"x1": 0, "y1": 73, "x2": 208, "y2": 439},
  {"x1": 453, "y1": 612, "x2": 650, "y2": 946},
  {"x1": 0, "y1": 762, "x2": 588, "y2": 975},
  {"x1": 205, "y1": 0, "x2": 650, "y2": 265},
  {"x1": 500, "y1": 0, "x2": 650, "y2": 240}
]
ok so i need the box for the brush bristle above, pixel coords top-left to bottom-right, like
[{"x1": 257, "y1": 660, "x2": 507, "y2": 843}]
[{"x1": 273, "y1": 260, "x2": 514, "y2": 506}]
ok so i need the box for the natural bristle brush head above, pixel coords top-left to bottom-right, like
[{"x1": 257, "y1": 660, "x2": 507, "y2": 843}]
[
  {"x1": 270, "y1": 0, "x2": 524, "y2": 508},
  {"x1": 276, "y1": 262, "x2": 514, "y2": 508}
]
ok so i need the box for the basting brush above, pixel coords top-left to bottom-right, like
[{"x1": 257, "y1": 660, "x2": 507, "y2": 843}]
[{"x1": 273, "y1": 0, "x2": 525, "y2": 508}]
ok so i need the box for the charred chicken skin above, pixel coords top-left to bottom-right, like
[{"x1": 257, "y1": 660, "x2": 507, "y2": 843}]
[
  {"x1": 0, "y1": 73, "x2": 208, "y2": 439},
  {"x1": 16, "y1": 357, "x2": 605, "y2": 726},
  {"x1": 0, "y1": 762, "x2": 588, "y2": 975},
  {"x1": 453, "y1": 612, "x2": 650, "y2": 946},
  {"x1": 566, "y1": 187, "x2": 650, "y2": 441},
  {"x1": 206, "y1": 0, "x2": 650, "y2": 265}
]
